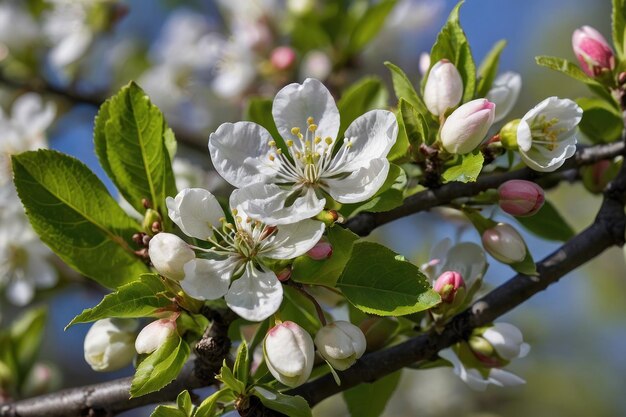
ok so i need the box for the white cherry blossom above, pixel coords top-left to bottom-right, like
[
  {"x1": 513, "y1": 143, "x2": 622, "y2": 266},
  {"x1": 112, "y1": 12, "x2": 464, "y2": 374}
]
[
  {"x1": 165, "y1": 188, "x2": 325, "y2": 321},
  {"x1": 517, "y1": 97, "x2": 583, "y2": 172},
  {"x1": 209, "y1": 78, "x2": 398, "y2": 224}
]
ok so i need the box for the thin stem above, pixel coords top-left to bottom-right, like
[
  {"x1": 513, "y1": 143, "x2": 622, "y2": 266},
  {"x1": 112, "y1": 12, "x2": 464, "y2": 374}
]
[{"x1": 289, "y1": 282, "x2": 327, "y2": 326}]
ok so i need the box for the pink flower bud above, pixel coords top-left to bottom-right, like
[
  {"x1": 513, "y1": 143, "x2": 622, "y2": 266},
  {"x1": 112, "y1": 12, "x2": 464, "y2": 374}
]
[
  {"x1": 441, "y1": 99, "x2": 496, "y2": 154},
  {"x1": 264, "y1": 321, "x2": 314, "y2": 387},
  {"x1": 481, "y1": 223, "x2": 527, "y2": 264},
  {"x1": 572, "y1": 26, "x2": 615, "y2": 77},
  {"x1": 271, "y1": 46, "x2": 297, "y2": 71},
  {"x1": 424, "y1": 59, "x2": 463, "y2": 116},
  {"x1": 497, "y1": 180, "x2": 545, "y2": 217},
  {"x1": 276, "y1": 266, "x2": 292, "y2": 282},
  {"x1": 135, "y1": 319, "x2": 177, "y2": 355},
  {"x1": 433, "y1": 271, "x2": 465, "y2": 303},
  {"x1": 306, "y1": 240, "x2": 333, "y2": 260}
]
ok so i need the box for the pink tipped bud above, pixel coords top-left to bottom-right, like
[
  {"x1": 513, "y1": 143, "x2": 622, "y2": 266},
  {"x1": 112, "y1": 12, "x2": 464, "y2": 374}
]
[
  {"x1": 264, "y1": 321, "x2": 314, "y2": 388},
  {"x1": 572, "y1": 26, "x2": 615, "y2": 77},
  {"x1": 481, "y1": 223, "x2": 527, "y2": 264},
  {"x1": 276, "y1": 266, "x2": 292, "y2": 282},
  {"x1": 307, "y1": 240, "x2": 333, "y2": 260},
  {"x1": 433, "y1": 271, "x2": 465, "y2": 303},
  {"x1": 424, "y1": 59, "x2": 463, "y2": 116},
  {"x1": 441, "y1": 99, "x2": 496, "y2": 154},
  {"x1": 135, "y1": 319, "x2": 177, "y2": 355},
  {"x1": 271, "y1": 46, "x2": 297, "y2": 71},
  {"x1": 497, "y1": 180, "x2": 545, "y2": 217}
]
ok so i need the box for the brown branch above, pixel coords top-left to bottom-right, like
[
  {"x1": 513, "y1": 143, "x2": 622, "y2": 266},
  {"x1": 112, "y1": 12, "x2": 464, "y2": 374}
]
[
  {"x1": 0, "y1": 70, "x2": 207, "y2": 152},
  {"x1": 345, "y1": 141, "x2": 626, "y2": 236}
]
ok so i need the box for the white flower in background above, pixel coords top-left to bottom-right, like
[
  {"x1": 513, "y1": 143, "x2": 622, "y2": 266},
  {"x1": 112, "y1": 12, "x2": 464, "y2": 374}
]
[
  {"x1": 83, "y1": 318, "x2": 138, "y2": 372},
  {"x1": 209, "y1": 78, "x2": 398, "y2": 225},
  {"x1": 439, "y1": 347, "x2": 526, "y2": 391},
  {"x1": 486, "y1": 72, "x2": 522, "y2": 123},
  {"x1": 439, "y1": 322, "x2": 530, "y2": 391},
  {"x1": 211, "y1": 40, "x2": 257, "y2": 99},
  {"x1": 0, "y1": 185, "x2": 58, "y2": 306},
  {"x1": 43, "y1": 0, "x2": 94, "y2": 69},
  {"x1": 0, "y1": 93, "x2": 56, "y2": 184},
  {"x1": 517, "y1": 97, "x2": 583, "y2": 172},
  {"x1": 162, "y1": 187, "x2": 325, "y2": 321},
  {"x1": 418, "y1": 52, "x2": 431, "y2": 77},
  {"x1": 300, "y1": 50, "x2": 332, "y2": 81},
  {"x1": 0, "y1": 3, "x2": 39, "y2": 53}
]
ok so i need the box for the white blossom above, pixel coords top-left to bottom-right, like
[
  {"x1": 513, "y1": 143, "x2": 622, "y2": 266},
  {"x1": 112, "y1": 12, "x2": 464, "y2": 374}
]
[
  {"x1": 165, "y1": 188, "x2": 325, "y2": 321},
  {"x1": 517, "y1": 97, "x2": 583, "y2": 172},
  {"x1": 209, "y1": 78, "x2": 398, "y2": 225},
  {"x1": 83, "y1": 318, "x2": 137, "y2": 372},
  {"x1": 486, "y1": 72, "x2": 522, "y2": 123},
  {"x1": 43, "y1": 0, "x2": 94, "y2": 69}
]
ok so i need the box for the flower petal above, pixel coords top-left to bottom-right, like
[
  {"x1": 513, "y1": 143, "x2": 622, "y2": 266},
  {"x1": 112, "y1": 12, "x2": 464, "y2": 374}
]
[
  {"x1": 336, "y1": 110, "x2": 397, "y2": 172},
  {"x1": 323, "y1": 158, "x2": 389, "y2": 204},
  {"x1": 262, "y1": 219, "x2": 325, "y2": 259},
  {"x1": 13, "y1": 93, "x2": 56, "y2": 135},
  {"x1": 232, "y1": 183, "x2": 326, "y2": 225},
  {"x1": 272, "y1": 78, "x2": 340, "y2": 142},
  {"x1": 488, "y1": 368, "x2": 526, "y2": 386},
  {"x1": 167, "y1": 188, "x2": 225, "y2": 240},
  {"x1": 181, "y1": 257, "x2": 237, "y2": 300},
  {"x1": 225, "y1": 264, "x2": 283, "y2": 321},
  {"x1": 209, "y1": 121, "x2": 276, "y2": 188},
  {"x1": 441, "y1": 242, "x2": 487, "y2": 285}
]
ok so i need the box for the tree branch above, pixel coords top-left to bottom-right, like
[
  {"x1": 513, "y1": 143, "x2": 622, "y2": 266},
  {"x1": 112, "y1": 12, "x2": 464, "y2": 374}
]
[{"x1": 346, "y1": 141, "x2": 626, "y2": 236}]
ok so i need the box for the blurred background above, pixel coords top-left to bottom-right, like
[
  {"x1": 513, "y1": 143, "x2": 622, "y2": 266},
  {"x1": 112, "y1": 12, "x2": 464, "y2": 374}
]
[{"x1": 0, "y1": 0, "x2": 624, "y2": 416}]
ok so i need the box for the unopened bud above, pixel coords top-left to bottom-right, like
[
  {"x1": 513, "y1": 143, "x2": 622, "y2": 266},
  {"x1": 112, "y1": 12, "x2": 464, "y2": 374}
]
[
  {"x1": 84, "y1": 318, "x2": 137, "y2": 372},
  {"x1": 276, "y1": 266, "x2": 292, "y2": 282},
  {"x1": 498, "y1": 180, "x2": 545, "y2": 217},
  {"x1": 441, "y1": 99, "x2": 496, "y2": 154},
  {"x1": 142, "y1": 208, "x2": 161, "y2": 233},
  {"x1": 142, "y1": 198, "x2": 151, "y2": 209},
  {"x1": 264, "y1": 321, "x2": 314, "y2": 387},
  {"x1": 142, "y1": 234, "x2": 152, "y2": 246},
  {"x1": 148, "y1": 233, "x2": 195, "y2": 281},
  {"x1": 481, "y1": 223, "x2": 527, "y2": 264},
  {"x1": 314, "y1": 321, "x2": 366, "y2": 371},
  {"x1": 307, "y1": 239, "x2": 333, "y2": 260},
  {"x1": 433, "y1": 271, "x2": 465, "y2": 303},
  {"x1": 132, "y1": 233, "x2": 144, "y2": 246},
  {"x1": 619, "y1": 72, "x2": 626, "y2": 85},
  {"x1": 135, "y1": 319, "x2": 177, "y2": 355},
  {"x1": 572, "y1": 25, "x2": 615, "y2": 77},
  {"x1": 581, "y1": 160, "x2": 615, "y2": 194},
  {"x1": 271, "y1": 46, "x2": 297, "y2": 71},
  {"x1": 151, "y1": 221, "x2": 161, "y2": 233},
  {"x1": 424, "y1": 59, "x2": 463, "y2": 116},
  {"x1": 359, "y1": 317, "x2": 398, "y2": 352}
]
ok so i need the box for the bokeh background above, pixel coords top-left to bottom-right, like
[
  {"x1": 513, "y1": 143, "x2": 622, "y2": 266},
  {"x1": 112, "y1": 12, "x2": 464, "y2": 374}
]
[{"x1": 1, "y1": 0, "x2": 625, "y2": 416}]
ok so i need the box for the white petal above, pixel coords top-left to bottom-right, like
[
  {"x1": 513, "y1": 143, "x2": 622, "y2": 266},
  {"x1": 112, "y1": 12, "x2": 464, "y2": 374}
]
[
  {"x1": 483, "y1": 322, "x2": 525, "y2": 360},
  {"x1": 233, "y1": 183, "x2": 326, "y2": 225},
  {"x1": 167, "y1": 188, "x2": 225, "y2": 240},
  {"x1": 262, "y1": 220, "x2": 325, "y2": 259},
  {"x1": 49, "y1": 28, "x2": 92, "y2": 68},
  {"x1": 181, "y1": 257, "x2": 236, "y2": 300},
  {"x1": 225, "y1": 264, "x2": 283, "y2": 321},
  {"x1": 488, "y1": 368, "x2": 526, "y2": 386},
  {"x1": 323, "y1": 158, "x2": 389, "y2": 204},
  {"x1": 13, "y1": 93, "x2": 56, "y2": 135},
  {"x1": 335, "y1": 110, "x2": 397, "y2": 172},
  {"x1": 209, "y1": 122, "x2": 276, "y2": 188},
  {"x1": 487, "y1": 72, "x2": 522, "y2": 123},
  {"x1": 441, "y1": 242, "x2": 487, "y2": 285},
  {"x1": 7, "y1": 279, "x2": 34, "y2": 306},
  {"x1": 272, "y1": 78, "x2": 340, "y2": 142}
]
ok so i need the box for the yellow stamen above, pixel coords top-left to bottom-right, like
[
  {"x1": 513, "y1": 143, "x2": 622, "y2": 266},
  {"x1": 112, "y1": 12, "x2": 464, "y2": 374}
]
[
  {"x1": 308, "y1": 124, "x2": 317, "y2": 132},
  {"x1": 268, "y1": 140, "x2": 276, "y2": 147},
  {"x1": 314, "y1": 136, "x2": 321, "y2": 144},
  {"x1": 286, "y1": 140, "x2": 294, "y2": 147},
  {"x1": 307, "y1": 116, "x2": 314, "y2": 125},
  {"x1": 325, "y1": 137, "x2": 333, "y2": 145},
  {"x1": 291, "y1": 127, "x2": 301, "y2": 135}
]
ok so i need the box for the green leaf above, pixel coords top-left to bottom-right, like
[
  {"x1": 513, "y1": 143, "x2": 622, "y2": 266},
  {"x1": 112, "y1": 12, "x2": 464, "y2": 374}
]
[
  {"x1": 476, "y1": 40, "x2": 507, "y2": 97},
  {"x1": 343, "y1": 371, "x2": 401, "y2": 417},
  {"x1": 400, "y1": 98, "x2": 430, "y2": 148},
  {"x1": 9, "y1": 308, "x2": 47, "y2": 389},
  {"x1": 292, "y1": 226, "x2": 359, "y2": 286},
  {"x1": 535, "y1": 56, "x2": 613, "y2": 101},
  {"x1": 613, "y1": 0, "x2": 626, "y2": 59},
  {"x1": 515, "y1": 200, "x2": 575, "y2": 242},
  {"x1": 66, "y1": 274, "x2": 171, "y2": 328},
  {"x1": 130, "y1": 335, "x2": 190, "y2": 397},
  {"x1": 576, "y1": 97, "x2": 623, "y2": 143},
  {"x1": 337, "y1": 77, "x2": 389, "y2": 139},
  {"x1": 384, "y1": 61, "x2": 428, "y2": 115},
  {"x1": 279, "y1": 286, "x2": 323, "y2": 335},
  {"x1": 428, "y1": 1, "x2": 476, "y2": 102},
  {"x1": 510, "y1": 247, "x2": 537, "y2": 276},
  {"x1": 94, "y1": 82, "x2": 177, "y2": 216},
  {"x1": 216, "y1": 362, "x2": 246, "y2": 394},
  {"x1": 348, "y1": 0, "x2": 397, "y2": 53},
  {"x1": 388, "y1": 109, "x2": 411, "y2": 163},
  {"x1": 337, "y1": 242, "x2": 441, "y2": 316},
  {"x1": 233, "y1": 340, "x2": 249, "y2": 386},
  {"x1": 442, "y1": 150, "x2": 484, "y2": 183},
  {"x1": 177, "y1": 390, "x2": 193, "y2": 416},
  {"x1": 251, "y1": 386, "x2": 312, "y2": 417},
  {"x1": 12, "y1": 150, "x2": 149, "y2": 289},
  {"x1": 194, "y1": 389, "x2": 232, "y2": 417},
  {"x1": 150, "y1": 406, "x2": 187, "y2": 417},
  {"x1": 244, "y1": 98, "x2": 281, "y2": 141}
]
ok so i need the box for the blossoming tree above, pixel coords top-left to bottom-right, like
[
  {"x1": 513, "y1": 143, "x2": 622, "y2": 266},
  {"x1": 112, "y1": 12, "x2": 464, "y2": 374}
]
[{"x1": 1, "y1": 1, "x2": 626, "y2": 416}]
